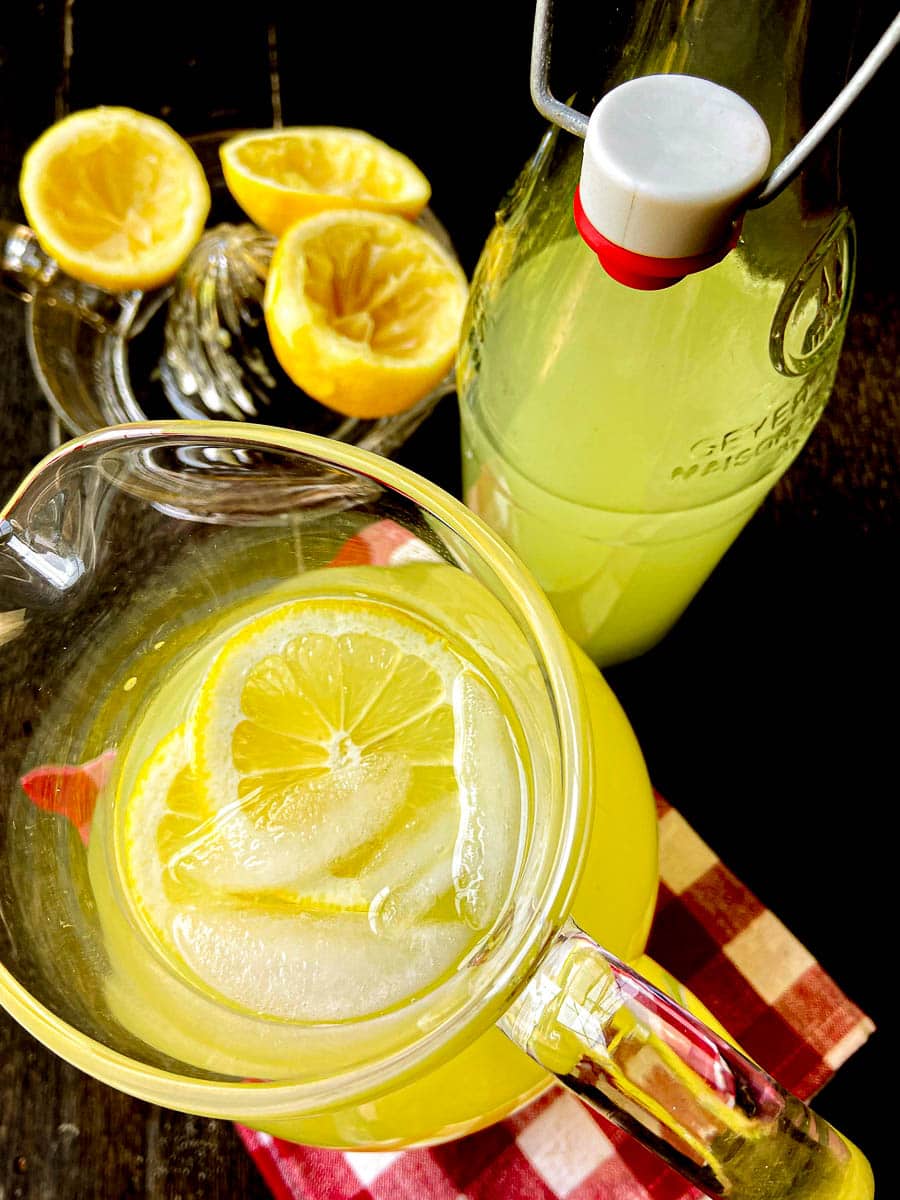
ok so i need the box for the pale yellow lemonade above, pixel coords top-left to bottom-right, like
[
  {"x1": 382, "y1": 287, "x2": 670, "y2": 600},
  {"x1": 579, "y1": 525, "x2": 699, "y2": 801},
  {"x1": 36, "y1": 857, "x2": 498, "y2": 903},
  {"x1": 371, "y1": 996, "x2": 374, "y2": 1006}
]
[
  {"x1": 459, "y1": 232, "x2": 844, "y2": 666},
  {"x1": 83, "y1": 554, "x2": 659, "y2": 1148},
  {"x1": 22, "y1": 534, "x2": 874, "y2": 1194}
]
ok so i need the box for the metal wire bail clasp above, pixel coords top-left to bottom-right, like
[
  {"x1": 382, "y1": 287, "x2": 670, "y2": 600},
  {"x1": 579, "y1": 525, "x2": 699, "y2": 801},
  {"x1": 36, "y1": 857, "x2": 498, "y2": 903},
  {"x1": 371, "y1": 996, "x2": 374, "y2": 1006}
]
[{"x1": 530, "y1": 0, "x2": 900, "y2": 208}]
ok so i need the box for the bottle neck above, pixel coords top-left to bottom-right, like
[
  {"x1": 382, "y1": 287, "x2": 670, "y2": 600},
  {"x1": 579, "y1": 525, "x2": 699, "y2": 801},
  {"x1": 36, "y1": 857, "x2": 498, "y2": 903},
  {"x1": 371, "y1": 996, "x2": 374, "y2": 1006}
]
[{"x1": 603, "y1": 0, "x2": 860, "y2": 182}]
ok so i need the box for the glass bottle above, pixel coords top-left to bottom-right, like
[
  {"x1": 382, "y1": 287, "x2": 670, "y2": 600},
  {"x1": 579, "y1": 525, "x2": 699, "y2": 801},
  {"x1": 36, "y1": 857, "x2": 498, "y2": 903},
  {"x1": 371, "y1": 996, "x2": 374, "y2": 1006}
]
[{"x1": 457, "y1": 0, "x2": 858, "y2": 666}]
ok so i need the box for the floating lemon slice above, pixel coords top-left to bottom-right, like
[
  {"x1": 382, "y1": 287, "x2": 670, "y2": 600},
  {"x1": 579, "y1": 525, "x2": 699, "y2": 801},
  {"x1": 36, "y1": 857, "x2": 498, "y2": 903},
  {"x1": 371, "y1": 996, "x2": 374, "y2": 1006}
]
[
  {"x1": 117, "y1": 579, "x2": 525, "y2": 1019},
  {"x1": 19, "y1": 106, "x2": 210, "y2": 291},
  {"x1": 220, "y1": 126, "x2": 431, "y2": 234},
  {"x1": 120, "y1": 728, "x2": 473, "y2": 1022},
  {"x1": 189, "y1": 596, "x2": 461, "y2": 841},
  {"x1": 263, "y1": 209, "x2": 468, "y2": 418},
  {"x1": 121, "y1": 725, "x2": 370, "y2": 951}
]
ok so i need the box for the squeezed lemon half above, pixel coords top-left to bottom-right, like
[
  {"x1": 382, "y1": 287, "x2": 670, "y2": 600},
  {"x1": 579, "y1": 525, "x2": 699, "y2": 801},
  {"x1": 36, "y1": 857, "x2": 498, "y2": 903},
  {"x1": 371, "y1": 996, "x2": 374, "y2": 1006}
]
[
  {"x1": 220, "y1": 126, "x2": 431, "y2": 234},
  {"x1": 264, "y1": 209, "x2": 468, "y2": 418},
  {"x1": 19, "y1": 106, "x2": 210, "y2": 291}
]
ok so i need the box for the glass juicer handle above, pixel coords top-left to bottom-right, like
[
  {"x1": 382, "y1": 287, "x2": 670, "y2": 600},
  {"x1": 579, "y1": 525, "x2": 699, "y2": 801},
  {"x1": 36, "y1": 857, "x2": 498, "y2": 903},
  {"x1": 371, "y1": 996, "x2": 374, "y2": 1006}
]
[
  {"x1": 0, "y1": 217, "x2": 140, "y2": 331},
  {"x1": 501, "y1": 919, "x2": 873, "y2": 1198}
]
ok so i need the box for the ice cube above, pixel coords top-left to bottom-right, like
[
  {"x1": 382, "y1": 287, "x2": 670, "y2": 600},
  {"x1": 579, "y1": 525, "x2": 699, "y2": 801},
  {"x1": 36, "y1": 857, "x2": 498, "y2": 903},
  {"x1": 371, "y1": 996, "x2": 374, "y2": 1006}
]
[
  {"x1": 450, "y1": 671, "x2": 523, "y2": 930},
  {"x1": 168, "y1": 908, "x2": 472, "y2": 1021},
  {"x1": 168, "y1": 753, "x2": 411, "y2": 902},
  {"x1": 367, "y1": 851, "x2": 454, "y2": 937}
]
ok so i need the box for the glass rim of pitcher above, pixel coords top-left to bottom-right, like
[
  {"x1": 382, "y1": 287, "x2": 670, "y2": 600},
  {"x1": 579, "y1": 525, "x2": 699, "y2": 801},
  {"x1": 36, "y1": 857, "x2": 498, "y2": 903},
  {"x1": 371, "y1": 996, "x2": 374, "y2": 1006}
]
[{"x1": 0, "y1": 419, "x2": 592, "y2": 1119}]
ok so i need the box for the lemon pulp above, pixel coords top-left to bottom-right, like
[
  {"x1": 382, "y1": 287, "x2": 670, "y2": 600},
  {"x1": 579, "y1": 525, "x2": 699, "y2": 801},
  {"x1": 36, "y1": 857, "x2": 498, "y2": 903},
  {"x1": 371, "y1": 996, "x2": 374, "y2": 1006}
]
[{"x1": 263, "y1": 210, "x2": 468, "y2": 418}]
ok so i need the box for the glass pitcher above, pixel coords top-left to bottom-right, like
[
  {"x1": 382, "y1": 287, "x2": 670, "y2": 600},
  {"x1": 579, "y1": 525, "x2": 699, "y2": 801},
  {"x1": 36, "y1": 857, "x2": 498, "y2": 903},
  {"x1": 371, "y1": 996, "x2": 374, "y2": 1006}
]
[{"x1": 0, "y1": 422, "x2": 872, "y2": 1197}]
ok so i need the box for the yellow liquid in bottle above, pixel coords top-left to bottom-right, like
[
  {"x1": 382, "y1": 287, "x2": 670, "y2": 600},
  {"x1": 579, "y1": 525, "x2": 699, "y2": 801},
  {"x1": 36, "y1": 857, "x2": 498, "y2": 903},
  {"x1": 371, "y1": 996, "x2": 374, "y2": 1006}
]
[{"x1": 460, "y1": 231, "x2": 843, "y2": 665}]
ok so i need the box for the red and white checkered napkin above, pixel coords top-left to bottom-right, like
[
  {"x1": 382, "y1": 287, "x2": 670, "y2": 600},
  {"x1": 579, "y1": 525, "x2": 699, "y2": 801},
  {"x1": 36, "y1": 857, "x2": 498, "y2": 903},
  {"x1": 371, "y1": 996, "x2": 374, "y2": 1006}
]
[{"x1": 236, "y1": 792, "x2": 875, "y2": 1200}]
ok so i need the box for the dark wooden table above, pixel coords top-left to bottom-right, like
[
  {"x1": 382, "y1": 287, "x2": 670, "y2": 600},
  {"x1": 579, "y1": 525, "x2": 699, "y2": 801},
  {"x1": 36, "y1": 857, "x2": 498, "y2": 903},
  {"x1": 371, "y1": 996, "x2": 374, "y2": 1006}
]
[{"x1": 1, "y1": 2, "x2": 896, "y2": 1196}]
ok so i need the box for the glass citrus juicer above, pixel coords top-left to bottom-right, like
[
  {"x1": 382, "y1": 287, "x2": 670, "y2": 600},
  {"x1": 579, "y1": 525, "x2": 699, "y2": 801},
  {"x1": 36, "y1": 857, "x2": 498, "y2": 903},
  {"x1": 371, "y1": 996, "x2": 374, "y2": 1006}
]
[
  {"x1": 0, "y1": 128, "x2": 459, "y2": 453},
  {"x1": 0, "y1": 422, "x2": 872, "y2": 1198}
]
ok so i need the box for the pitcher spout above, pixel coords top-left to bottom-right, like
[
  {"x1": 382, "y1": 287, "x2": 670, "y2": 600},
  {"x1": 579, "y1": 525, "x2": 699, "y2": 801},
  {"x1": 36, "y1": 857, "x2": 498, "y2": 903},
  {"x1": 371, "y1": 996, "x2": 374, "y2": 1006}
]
[{"x1": 0, "y1": 516, "x2": 87, "y2": 611}]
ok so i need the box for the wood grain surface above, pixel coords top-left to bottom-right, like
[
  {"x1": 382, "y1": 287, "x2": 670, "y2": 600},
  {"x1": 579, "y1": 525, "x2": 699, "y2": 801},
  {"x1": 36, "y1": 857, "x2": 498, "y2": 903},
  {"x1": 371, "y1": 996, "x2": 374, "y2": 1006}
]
[{"x1": 0, "y1": 2, "x2": 896, "y2": 1196}]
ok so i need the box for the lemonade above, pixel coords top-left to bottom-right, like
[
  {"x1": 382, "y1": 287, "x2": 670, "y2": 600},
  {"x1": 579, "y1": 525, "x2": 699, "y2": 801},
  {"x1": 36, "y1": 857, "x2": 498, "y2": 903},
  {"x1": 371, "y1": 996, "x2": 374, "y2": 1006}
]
[
  {"x1": 23, "y1": 535, "x2": 657, "y2": 1148},
  {"x1": 111, "y1": 580, "x2": 527, "y2": 1024},
  {"x1": 1, "y1": 425, "x2": 872, "y2": 1192}
]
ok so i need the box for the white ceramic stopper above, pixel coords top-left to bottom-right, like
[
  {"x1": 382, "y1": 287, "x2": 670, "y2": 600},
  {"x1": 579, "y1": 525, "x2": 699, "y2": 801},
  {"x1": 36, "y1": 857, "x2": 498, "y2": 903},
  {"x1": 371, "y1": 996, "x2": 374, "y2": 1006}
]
[{"x1": 579, "y1": 75, "x2": 771, "y2": 260}]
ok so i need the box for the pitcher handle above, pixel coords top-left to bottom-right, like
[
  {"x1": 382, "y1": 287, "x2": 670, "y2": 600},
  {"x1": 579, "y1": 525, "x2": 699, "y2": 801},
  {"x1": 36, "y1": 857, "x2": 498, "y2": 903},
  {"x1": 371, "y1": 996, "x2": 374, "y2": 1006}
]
[{"x1": 500, "y1": 919, "x2": 873, "y2": 1198}]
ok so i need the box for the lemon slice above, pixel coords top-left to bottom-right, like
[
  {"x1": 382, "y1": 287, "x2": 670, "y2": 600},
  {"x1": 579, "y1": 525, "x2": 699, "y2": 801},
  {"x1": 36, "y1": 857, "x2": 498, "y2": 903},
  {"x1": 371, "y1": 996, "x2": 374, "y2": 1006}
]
[
  {"x1": 189, "y1": 597, "x2": 462, "y2": 858},
  {"x1": 186, "y1": 596, "x2": 466, "y2": 918},
  {"x1": 19, "y1": 106, "x2": 210, "y2": 291},
  {"x1": 120, "y1": 727, "x2": 472, "y2": 1021},
  {"x1": 220, "y1": 126, "x2": 431, "y2": 234},
  {"x1": 117, "y1": 582, "x2": 526, "y2": 1020},
  {"x1": 121, "y1": 726, "x2": 368, "y2": 945},
  {"x1": 263, "y1": 209, "x2": 468, "y2": 418}
]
